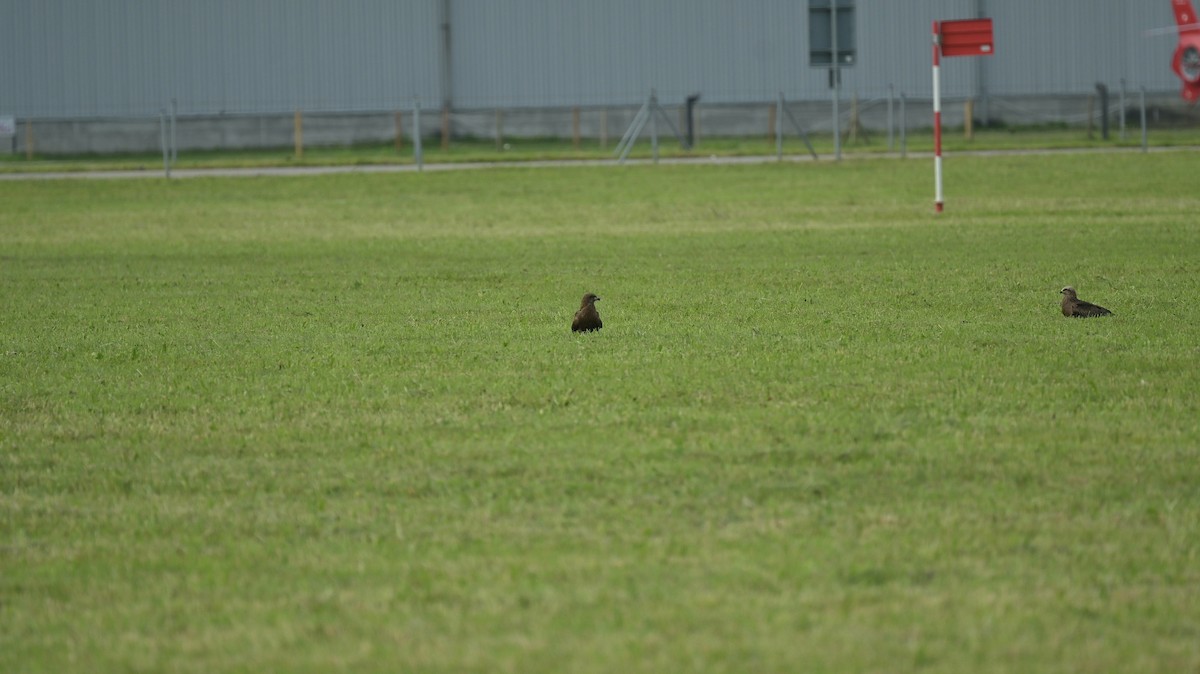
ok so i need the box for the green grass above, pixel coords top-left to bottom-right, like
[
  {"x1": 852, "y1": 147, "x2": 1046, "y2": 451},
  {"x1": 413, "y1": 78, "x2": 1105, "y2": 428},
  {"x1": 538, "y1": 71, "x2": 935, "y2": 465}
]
[
  {"x1": 3, "y1": 125, "x2": 1200, "y2": 173},
  {"x1": 2, "y1": 153, "x2": 1199, "y2": 673}
]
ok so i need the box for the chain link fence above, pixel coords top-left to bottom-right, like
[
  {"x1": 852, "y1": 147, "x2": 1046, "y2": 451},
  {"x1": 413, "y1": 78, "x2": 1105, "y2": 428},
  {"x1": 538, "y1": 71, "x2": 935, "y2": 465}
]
[{"x1": 3, "y1": 88, "x2": 1198, "y2": 162}]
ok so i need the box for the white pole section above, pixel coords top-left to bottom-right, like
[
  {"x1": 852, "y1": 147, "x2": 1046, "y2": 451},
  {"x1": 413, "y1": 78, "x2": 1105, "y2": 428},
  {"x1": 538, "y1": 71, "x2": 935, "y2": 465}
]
[{"x1": 932, "y1": 21, "x2": 944, "y2": 213}]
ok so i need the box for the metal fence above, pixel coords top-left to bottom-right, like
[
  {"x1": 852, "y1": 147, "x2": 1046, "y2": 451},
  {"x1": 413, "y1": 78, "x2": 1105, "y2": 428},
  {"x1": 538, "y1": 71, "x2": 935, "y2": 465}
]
[{"x1": 4, "y1": 87, "x2": 1195, "y2": 160}]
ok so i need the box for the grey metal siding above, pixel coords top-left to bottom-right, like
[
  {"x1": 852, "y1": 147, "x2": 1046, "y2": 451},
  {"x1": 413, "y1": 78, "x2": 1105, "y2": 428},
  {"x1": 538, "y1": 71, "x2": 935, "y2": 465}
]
[
  {"x1": 852, "y1": 0, "x2": 975, "y2": 99},
  {"x1": 0, "y1": 0, "x2": 1187, "y2": 119},
  {"x1": 1, "y1": 0, "x2": 442, "y2": 118},
  {"x1": 453, "y1": 0, "x2": 825, "y2": 108},
  {"x1": 985, "y1": 1, "x2": 1177, "y2": 96}
]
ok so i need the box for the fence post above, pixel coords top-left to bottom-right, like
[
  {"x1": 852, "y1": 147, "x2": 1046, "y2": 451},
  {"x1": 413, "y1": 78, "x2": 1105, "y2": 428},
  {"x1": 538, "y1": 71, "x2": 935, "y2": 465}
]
[
  {"x1": 1119, "y1": 79, "x2": 1127, "y2": 141},
  {"x1": 414, "y1": 98, "x2": 423, "y2": 170},
  {"x1": 1086, "y1": 95, "x2": 1094, "y2": 139},
  {"x1": 849, "y1": 94, "x2": 859, "y2": 145},
  {"x1": 831, "y1": 0, "x2": 841, "y2": 162},
  {"x1": 1140, "y1": 87, "x2": 1147, "y2": 152},
  {"x1": 685, "y1": 93, "x2": 701, "y2": 149},
  {"x1": 395, "y1": 111, "x2": 403, "y2": 153},
  {"x1": 440, "y1": 106, "x2": 450, "y2": 151},
  {"x1": 293, "y1": 110, "x2": 303, "y2": 158},
  {"x1": 160, "y1": 109, "x2": 171, "y2": 178},
  {"x1": 600, "y1": 109, "x2": 608, "y2": 150},
  {"x1": 495, "y1": 109, "x2": 503, "y2": 151},
  {"x1": 832, "y1": 90, "x2": 841, "y2": 161},
  {"x1": 616, "y1": 95, "x2": 651, "y2": 161},
  {"x1": 887, "y1": 84, "x2": 894, "y2": 151},
  {"x1": 965, "y1": 99, "x2": 974, "y2": 140},
  {"x1": 767, "y1": 100, "x2": 777, "y2": 148},
  {"x1": 775, "y1": 93, "x2": 784, "y2": 161},
  {"x1": 170, "y1": 98, "x2": 178, "y2": 164},
  {"x1": 651, "y1": 91, "x2": 659, "y2": 164},
  {"x1": 572, "y1": 107, "x2": 581, "y2": 151},
  {"x1": 25, "y1": 120, "x2": 33, "y2": 160},
  {"x1": 900, "y1": 93, "x2": 907, "y2": 159}
]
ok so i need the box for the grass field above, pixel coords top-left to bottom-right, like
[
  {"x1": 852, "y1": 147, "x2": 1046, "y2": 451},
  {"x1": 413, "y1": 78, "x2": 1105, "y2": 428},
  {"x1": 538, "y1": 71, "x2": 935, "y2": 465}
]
[{"x1": 3, "y1": 151, "x2": 1200, "y2": 673}]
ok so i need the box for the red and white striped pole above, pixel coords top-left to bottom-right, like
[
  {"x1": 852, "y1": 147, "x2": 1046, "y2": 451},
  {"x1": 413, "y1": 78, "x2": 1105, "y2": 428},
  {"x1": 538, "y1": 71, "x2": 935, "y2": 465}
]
[{"x1": 932, "y1": 20, "x2": 944, "y2": 213}]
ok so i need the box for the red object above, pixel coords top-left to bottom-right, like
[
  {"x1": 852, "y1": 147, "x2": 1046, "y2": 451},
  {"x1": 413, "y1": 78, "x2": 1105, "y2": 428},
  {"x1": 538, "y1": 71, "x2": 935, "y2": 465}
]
[
  {"x1": 932, "y1": 18, "x2": 993, "y2": 213},
  {"x1": 939, "y1": 18, "x2": 994, "y2": 58},
  {"x1": 1171, "y1": 0, "x2": 1200, "y2": 103}
]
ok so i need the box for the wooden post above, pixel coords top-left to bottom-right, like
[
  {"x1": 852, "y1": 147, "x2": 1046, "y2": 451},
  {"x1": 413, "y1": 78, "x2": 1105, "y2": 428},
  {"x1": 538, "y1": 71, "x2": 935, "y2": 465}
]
[
  {"x1": 441, "y1": 107, "x2": 450, "y2": 150},
  {"x1": 394, "y1": 111, "x2": 403, "y2": 152},
  {"x1": 599, "y1": 109, "x2": 608, "y2": 150},
  {"x1": 572, "y1": 106, "x2": 581, "y2": 151},
  {"x1": 495, "y1": 109, "x2": 503, "y2": 151},
  {"x1": 24, "y1": 120, "x2": 33, "y2": 160},
  {"x1": 766, "y1": 103, "x2": 776, "y2": 144},
  {"x1": 964, "y1": 99, "x2": 974, "y2": 140},
  {"x1": 293, "y1": 110, "x2": 303, "y2": 158}
]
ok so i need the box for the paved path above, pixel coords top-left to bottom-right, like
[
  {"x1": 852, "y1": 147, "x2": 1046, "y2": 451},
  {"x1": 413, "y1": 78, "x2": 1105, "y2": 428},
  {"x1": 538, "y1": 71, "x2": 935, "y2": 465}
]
[{"x1": 0, "y1": 145, "x2": 1194, "y2": 181}]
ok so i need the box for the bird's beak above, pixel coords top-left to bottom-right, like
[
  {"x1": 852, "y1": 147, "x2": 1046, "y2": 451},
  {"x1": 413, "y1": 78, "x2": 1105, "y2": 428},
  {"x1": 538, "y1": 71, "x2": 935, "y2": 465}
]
[{"x1": 595, "y1": 297, "x2": 601, "y2": 301}]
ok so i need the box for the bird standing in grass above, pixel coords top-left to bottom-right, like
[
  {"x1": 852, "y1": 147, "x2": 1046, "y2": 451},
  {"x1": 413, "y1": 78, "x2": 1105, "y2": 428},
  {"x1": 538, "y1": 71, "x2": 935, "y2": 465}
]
[
  {"x1": 1061, "y1": 286, "x2": 1112, "y2": 317},
  {"x1": 572, "y1": 293, "x2": 602, "y2": 332}
]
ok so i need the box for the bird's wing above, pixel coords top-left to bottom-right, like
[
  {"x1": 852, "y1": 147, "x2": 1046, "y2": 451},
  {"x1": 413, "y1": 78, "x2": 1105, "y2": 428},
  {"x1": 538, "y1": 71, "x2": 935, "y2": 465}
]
[
  {"x1": 572, "y1": 307, "x2": 601, "y2": 331},
  {"x1": 1075, "y1": 301, "x2": 1112, "y2": 316}
]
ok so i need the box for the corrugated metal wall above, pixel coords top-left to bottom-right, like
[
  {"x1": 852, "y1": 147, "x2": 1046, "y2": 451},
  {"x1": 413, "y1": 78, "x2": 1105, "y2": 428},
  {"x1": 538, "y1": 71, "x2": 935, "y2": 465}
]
[
  {"x1": 0, "y1": 0, "x2": 1183, "y2": 119},
  {"x1": 451, "y1": 0, "x2": 989, "y2": 107},
  {"x1": 986, "y1": 1, "x2": 1174, "y2": 96},
  {"x1": 451, "y1": 0, "x2": 818, "y2": 108},
  {"x1": 0, "y1": 0, "x2": 442, "y2": 117}
]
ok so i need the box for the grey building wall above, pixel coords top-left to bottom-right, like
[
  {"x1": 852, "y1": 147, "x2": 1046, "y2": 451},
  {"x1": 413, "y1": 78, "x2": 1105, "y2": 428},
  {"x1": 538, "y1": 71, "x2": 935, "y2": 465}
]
[
  {"x1": 0, "y1": 0, "x2": 442, "y2": 118},
  {"x1": 450, "y1": 0, "x2": 991, "y2": 108},
  {"x1": 984, "y1": 1, "x2": 1175, "y2": 96},
  {"x1": 0, "y1": 0, "x2": 1188, "y2": 154},
  {"x1": 451, "y1": 0, "x2": 816, "y2": 108},
  {"x1": 455, "y1": 0, "x2": 1181, "y2": 105}
]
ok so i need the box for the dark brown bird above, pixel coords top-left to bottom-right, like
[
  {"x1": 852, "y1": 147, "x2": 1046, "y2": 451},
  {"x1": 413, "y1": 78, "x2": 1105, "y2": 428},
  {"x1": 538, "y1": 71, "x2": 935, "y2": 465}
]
[
  {"x1": 1060, "y1": 286, "x2": 1112, "y2": 317},
  {"x1": 571, "y1": 293, "x2": 602, "y2": 332}
]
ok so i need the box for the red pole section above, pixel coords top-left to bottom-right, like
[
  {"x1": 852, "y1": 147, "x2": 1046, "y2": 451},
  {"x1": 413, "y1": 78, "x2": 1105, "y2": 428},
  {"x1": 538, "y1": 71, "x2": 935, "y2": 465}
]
[{"x1": 932, "y1": 21, "x2": 944, "y2": 213}]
